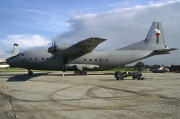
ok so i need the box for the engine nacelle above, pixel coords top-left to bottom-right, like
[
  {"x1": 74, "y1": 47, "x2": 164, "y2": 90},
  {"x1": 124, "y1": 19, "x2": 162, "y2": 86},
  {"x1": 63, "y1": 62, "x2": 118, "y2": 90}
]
[
  {"x1": 48, "y1": 44, "x2": 81, "y2": 54},
  {"x1": 56, "y1": 44, "x2": 72, "y2": 51}
]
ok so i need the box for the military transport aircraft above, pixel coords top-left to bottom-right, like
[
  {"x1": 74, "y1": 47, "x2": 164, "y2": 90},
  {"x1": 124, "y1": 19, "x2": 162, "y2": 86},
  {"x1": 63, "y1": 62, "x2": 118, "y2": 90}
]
[{"x1": 6, "y1": 22, "x2": 177, "y2": 75}]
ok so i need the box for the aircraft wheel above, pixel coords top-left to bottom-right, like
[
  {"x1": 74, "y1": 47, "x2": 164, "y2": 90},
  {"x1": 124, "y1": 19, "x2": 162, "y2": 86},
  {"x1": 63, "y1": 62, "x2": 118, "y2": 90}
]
[
  {"x1": 81, "y1": 70, "x2": 87, "y2": 75},
  {"x1": 28, "y1": 71, "x2": 33, "y2": 75},
  {"x1": 74, "y1": 70, "x2": 81, "y2": 75},
  {"x1": 141, "y1": 77, "x2": 145, "y2": 80},
  {"x1": 115, "y1": 71, "x2": 121, "y2": 78},
  {"x1": 121, "y1": 76, "x2": 124, "y2": 80}
]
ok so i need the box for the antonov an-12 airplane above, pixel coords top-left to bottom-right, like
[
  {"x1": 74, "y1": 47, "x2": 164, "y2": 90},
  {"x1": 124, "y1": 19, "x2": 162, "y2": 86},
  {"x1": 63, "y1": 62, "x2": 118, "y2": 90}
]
[{"x1": 6, "y1": 22, "x2": 177, "y2": 75}]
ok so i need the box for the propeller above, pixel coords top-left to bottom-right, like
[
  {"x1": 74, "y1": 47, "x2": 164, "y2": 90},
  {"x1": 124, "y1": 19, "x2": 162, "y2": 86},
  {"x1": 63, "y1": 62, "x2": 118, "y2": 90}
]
[
  {"x1": 52, "y1": 40, "x2": 57, "y2": 55},
  {"x1": 48, "y1": 38, "x2": 57, "y2": 55}
]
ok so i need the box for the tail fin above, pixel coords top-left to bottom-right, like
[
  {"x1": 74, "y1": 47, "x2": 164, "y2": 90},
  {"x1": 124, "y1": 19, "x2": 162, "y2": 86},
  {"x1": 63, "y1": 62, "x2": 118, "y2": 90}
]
[
  {"x1": 146, "y1": 22, "x2": 165, "y2": 44},
  {"x1": 117, "y1": 22, "x2": 171, "y2": 50},
  {"x1": 12, "y1": 43, "x2": 19, "y2": 56}
]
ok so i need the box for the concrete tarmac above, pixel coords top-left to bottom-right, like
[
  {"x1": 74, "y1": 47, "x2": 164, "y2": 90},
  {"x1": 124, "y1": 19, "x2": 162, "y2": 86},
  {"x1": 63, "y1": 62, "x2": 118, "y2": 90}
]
[{"x1": 0, "y1": 72, "x2": 180, "y2": 119}]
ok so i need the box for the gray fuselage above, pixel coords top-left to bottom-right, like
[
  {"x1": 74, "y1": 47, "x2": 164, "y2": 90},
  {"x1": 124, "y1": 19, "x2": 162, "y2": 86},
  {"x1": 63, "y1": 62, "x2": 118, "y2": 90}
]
[{"x1": 7, "y1": 49, "x2": 154, "y2": 71}]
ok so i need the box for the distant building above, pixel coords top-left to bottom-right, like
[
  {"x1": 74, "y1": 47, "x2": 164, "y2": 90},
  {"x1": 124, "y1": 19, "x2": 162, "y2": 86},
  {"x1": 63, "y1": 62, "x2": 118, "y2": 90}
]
[
  {"x1": 0, "y1": 59, "x2": 5, "y2": 62},
  {"x1": 169, "y1": 65, "x2": 180, "y2": 73}
]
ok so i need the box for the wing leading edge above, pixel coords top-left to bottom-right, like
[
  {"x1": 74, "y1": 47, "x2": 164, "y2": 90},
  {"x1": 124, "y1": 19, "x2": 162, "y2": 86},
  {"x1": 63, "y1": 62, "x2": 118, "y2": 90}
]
[
  {"x1": 51, "y1": 37, "x2": 106, "y2": 55},
  {"x1": 75, "y1": 37, "x2": 106, "y2": 54}
]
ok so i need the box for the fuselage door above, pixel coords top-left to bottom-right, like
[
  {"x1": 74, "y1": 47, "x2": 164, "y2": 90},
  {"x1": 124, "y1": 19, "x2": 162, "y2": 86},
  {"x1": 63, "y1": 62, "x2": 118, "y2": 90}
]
[{"x1": 63, "y1": 56, "x2": 68, "y2": 72}]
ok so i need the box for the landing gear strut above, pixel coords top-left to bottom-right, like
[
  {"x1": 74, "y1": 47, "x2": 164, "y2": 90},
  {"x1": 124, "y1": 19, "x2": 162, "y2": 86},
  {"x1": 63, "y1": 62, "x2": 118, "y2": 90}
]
[
  {"x1": 28, "y1": 70, "x2": 33, "y2": 75},
  {"x1": 74, "y1": 70, "x2": 87, "y2": 76}
]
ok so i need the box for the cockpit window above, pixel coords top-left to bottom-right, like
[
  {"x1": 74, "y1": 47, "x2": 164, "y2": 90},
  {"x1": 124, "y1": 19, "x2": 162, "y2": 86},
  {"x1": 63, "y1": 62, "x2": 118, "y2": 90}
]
[
  {"x1": 18, "y1": 53, "x2": 24, "y2": 56},
  {"x1": 8, "y1": 53, "x2": 25, "y2": 60},
  {"x1": 12, "y1": 56, "x2": 16, "y2": 58}
]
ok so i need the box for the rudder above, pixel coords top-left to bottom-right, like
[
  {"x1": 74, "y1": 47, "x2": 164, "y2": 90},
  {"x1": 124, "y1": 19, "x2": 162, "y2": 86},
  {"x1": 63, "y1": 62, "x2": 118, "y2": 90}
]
[{"x1": 145, "y1": 21, "x2": 165, "y2": 44}]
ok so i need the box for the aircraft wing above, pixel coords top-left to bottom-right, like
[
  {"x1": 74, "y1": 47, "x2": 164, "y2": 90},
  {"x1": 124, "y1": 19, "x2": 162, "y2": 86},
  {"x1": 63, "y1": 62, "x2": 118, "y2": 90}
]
[
  {"x1": 49, "y1": 37, "x2": 106, "y2": 55},
  {"x1": 75, "y1": 37, "x2": 106, "y2": 54}
]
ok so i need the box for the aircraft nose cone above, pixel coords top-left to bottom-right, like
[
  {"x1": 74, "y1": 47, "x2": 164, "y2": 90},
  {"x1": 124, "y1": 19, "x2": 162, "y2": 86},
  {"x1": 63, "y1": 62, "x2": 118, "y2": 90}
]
[
  {"x1": 5, "y1": 58, "x2": 10, "y2": 64},
  {"x1": 5, "y1": 57, "x2": 20, "y2": 67},
  {"x1": 5, "y1": 58, "x2": 8, "y2": 63},
  {"x1": 5, "y1": 57, "x2": 14, "y2": 65}
]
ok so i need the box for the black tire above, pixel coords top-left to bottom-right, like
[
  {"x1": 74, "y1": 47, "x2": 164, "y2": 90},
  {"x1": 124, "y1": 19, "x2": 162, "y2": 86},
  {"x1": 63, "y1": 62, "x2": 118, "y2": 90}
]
[
  {"x1": 81, "y1": 70, "x2": 87, "y2": 75},
  {"x1": 120, "y1": 76, "x2": 124, "y2": 80},
  {"x1": 74, "y1": 70, "x2": 81, "y2": 75},
  {"x1": 141, "y1": 77, "x2": 145, "y2": 80},
  {"x1": 115, "y1": 71, "x2": 121, "y2": 78},
  {"x1": 28, "y1": 71, "x2": 33, "y2": 75}
]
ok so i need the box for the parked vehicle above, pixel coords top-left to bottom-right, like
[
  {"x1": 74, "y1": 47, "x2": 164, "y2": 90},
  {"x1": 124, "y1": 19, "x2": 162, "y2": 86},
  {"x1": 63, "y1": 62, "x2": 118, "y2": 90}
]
[
  {"x1": 150, "y1": 66, "x2": 169, "y2": 73},
  {"x1": 114, "y1": 71, "x2": 145, "y2": 80}
]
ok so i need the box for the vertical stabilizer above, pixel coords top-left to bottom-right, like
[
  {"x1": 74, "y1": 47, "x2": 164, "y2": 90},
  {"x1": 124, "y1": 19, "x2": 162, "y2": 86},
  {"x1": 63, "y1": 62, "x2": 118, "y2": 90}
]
[
  {"x1": 117, "y1": 21, "x2": 168, "y2": 50},
  {"x1": 145, "y1": 21, "x2": 165, "y2": 44},
  {"x1": 12, "y1": 43, "x2": 19, "y2": 56}
]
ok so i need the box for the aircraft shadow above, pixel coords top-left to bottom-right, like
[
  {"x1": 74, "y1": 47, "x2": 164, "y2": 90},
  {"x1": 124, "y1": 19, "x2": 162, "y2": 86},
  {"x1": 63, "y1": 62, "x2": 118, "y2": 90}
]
[
  {"x1": 99, "y1": 78, "x2": 136, "y2": 81},
  {"x1": 87, "y1": 73, "x2": 114, "y2": 75},
  {"x1": 6, "y1": 73, "x2": 50, "y2": 82},
  {"x1": 45, "y1": 73, "x2": 114, "y2": 76}
]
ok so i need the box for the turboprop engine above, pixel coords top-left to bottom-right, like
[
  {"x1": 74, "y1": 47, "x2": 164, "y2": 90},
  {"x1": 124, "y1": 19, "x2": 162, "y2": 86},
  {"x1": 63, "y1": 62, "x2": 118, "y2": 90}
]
[{"x1": 48, "y1": 44, "x2": 81, "y2": 55}]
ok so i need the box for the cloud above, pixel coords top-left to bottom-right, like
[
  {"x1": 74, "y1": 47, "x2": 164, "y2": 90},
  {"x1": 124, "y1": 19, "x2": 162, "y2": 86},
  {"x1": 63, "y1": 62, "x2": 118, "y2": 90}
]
[
  {"x1": 55, "y1": 0, "x2": 180, "y2": 65},
  {"x1": 21, "y1": 9, "x2": 70, "y2": 33},
  {"x1": 0, "y1": 48, "x2": 11, "y2": 59},
  {"x1": 2, "y1": 35, "x2": 50, "y2": 49},
  {"x1": 5, "y1": 8, "x2": 70, "y2": 34},
  {"x1": 0, "y1": 34, "x2": 51, "y2": 59},
  {"x1": 109, "y1": 0, "x2": 131, "y2": 8}
]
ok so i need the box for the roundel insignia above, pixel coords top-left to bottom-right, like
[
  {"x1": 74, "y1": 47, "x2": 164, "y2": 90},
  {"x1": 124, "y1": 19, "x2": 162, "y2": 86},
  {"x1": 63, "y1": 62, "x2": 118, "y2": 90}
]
[{"x1": 154, "y1": 29, "x2": 160, "y2": 37}]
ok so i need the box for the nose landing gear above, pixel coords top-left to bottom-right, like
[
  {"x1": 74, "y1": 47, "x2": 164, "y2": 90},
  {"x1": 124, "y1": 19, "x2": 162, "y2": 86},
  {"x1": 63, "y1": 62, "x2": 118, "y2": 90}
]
[{"x1": 28, "y1": 70, "x2": 33, "y2": 75}]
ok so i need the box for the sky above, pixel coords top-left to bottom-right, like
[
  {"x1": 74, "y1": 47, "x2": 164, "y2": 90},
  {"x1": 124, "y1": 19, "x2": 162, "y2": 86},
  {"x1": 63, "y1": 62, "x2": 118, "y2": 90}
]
[{"x1": 0, "y1": 0, "x2": 180, "y2": 65}]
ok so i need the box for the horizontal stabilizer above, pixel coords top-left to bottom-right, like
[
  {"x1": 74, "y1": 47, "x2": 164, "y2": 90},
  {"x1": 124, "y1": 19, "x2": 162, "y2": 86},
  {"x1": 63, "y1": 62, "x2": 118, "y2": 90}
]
[{"x1": 154, "y1": 48, "x2": 178, "y2": 54}]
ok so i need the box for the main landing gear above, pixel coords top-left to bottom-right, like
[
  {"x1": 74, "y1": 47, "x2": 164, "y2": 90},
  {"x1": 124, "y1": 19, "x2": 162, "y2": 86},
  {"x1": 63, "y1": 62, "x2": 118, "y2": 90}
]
[
  {"x1": 74, "y1": 70, "x2": 87, "y2": 76},
  {"x1": 28, "y1": 70, "x2": 33, "y2": 76}
]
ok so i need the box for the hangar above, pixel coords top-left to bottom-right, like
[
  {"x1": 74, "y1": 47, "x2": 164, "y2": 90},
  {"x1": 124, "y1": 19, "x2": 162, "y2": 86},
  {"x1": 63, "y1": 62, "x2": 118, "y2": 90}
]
[{"x1": 169, "y1": 65, "x2": 180, "y2": 73}]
